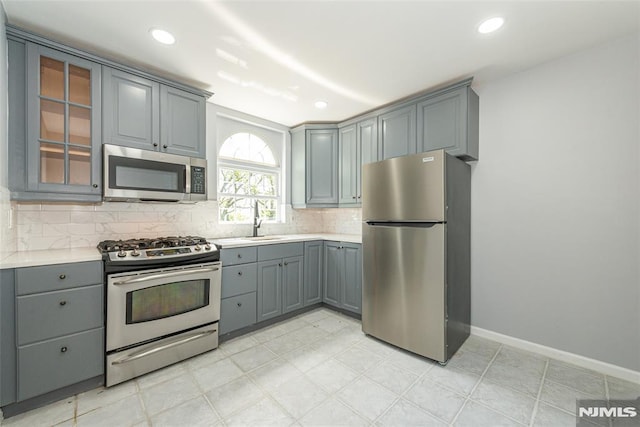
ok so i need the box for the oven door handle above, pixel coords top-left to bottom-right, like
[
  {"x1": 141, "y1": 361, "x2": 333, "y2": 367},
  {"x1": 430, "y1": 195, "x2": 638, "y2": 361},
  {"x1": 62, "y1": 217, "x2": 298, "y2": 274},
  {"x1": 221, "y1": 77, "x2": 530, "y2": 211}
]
[
  {"x1": 111, "y1": 329, "x2": 217, "y2": 366},
  {"x1": 112, "y1": 267, "x2": 219, "y2": 286}
]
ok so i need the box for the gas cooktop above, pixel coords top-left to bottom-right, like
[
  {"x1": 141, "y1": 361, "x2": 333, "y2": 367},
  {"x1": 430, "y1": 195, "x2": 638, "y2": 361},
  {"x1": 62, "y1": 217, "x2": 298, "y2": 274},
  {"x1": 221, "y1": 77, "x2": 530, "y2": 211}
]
[{"x1": 97, "y1": 236, "x2": 219, "y2": 270}]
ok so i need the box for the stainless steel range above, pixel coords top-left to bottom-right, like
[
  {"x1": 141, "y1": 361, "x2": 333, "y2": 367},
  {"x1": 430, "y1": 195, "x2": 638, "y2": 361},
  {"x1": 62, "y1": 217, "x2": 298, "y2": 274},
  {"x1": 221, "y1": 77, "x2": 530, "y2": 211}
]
[{"x1": 98, "y1": 236, "x2": 221, "y2": 387}]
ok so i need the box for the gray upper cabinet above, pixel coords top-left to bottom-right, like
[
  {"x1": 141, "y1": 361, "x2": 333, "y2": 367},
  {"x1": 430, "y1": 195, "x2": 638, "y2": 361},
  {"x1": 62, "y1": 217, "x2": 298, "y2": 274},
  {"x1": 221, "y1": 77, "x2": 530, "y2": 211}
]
[
  {"x1": 338, "y1": 124, "x2": 358, "y2": 205},
  {"x1": 103, "y1": 68, "x2": 206, "y2": 158},
  {"x1": 102, "y1": 68, "x2": 160, "y2": 151},
  {"x1": 160, "y1": 86, "x2": 206, "y2": 157},
  {"x1": 417, "y1": 85, "x2": 479, "y2": 161},
  {"x1": 378, "y1": 104, "x2": 417, "y2": 160},
  {"x1": 290, "y1": 125, "x2": 338, "y2": 208},
  {"x1": 358, "y1": 117, "x2": 378, "y2": 165},
  {"x1": 9, "y1": 41, "x2": 102, "y2": 202}
]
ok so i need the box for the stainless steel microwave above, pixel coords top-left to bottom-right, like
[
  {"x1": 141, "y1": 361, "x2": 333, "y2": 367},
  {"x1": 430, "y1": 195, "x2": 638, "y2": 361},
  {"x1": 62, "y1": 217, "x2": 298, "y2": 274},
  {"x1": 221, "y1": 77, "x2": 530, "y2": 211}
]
[{"x1": 103, "y1": 144, "x2": 207, "y2": 202}]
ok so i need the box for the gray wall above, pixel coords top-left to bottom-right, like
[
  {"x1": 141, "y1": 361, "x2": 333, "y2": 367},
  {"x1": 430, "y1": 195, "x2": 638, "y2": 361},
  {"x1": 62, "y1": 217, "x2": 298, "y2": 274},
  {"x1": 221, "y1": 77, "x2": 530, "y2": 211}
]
[{"x1": 471, "y1": 34, "x2": 639, "y2": 371}]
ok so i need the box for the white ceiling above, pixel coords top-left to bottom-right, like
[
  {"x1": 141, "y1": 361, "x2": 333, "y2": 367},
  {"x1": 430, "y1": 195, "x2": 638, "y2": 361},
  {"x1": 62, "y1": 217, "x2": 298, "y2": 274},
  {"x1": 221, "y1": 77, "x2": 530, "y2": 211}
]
[{"x1": 2, "y1": 1, "x2": 639, "y2": 127}]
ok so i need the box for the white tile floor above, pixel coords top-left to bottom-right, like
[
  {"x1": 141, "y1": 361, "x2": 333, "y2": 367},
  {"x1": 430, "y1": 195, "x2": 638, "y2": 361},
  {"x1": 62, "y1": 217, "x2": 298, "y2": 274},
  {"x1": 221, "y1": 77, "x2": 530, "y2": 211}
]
[{"x1": 2, "y1": 307, "x2": 639, "y2": 427}]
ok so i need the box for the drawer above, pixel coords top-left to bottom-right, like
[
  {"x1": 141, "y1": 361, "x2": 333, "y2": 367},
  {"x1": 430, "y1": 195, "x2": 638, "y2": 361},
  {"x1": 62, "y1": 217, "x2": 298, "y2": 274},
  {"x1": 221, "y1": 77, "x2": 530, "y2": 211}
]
[
  {"x1": 221, "y1": 247, "x2": 258, "y2": 266},
  {"x1": 257, "y1": 243, "x2": 303, "y2": 261},
  {"x1": 16, "y1": 261, "x2": 102, "y2": 295},
  {"x1": 18, "y1": 328, "x2": 104, "y2": 401},
  {"x1": 220, "y1": 293, "x2": 257, "y2": 334},
  {"x1": 222, "y1": 264, "x2": 257, "y2": 299},
  {"x1": 17, "y1": 284, "x2": 103, "y2": 345}
]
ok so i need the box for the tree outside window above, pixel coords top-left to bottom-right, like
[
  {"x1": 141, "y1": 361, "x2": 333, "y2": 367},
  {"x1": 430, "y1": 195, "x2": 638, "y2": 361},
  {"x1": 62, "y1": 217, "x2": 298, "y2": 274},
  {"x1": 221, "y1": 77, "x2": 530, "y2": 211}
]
[{"x1": 218, "y1": 133, "x2": 280, "y2": 223}]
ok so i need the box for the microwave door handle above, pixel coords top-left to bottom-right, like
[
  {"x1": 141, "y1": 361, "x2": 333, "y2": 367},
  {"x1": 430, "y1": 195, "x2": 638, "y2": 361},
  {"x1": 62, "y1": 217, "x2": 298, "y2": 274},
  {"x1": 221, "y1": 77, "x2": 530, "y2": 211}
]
[
  {"x1": 113, "y1": 267, "x2": 219, "y2": 286},
  {"x1": 185, "y1": 164, "x2": 191, "y2": 195}
]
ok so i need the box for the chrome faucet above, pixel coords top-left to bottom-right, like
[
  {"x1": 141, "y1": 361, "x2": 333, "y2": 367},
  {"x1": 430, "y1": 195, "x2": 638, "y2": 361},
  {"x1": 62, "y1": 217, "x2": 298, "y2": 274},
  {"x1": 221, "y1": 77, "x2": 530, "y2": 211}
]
[{"x1": 252, "y1": 202, "x2": 262, "y2": 237}]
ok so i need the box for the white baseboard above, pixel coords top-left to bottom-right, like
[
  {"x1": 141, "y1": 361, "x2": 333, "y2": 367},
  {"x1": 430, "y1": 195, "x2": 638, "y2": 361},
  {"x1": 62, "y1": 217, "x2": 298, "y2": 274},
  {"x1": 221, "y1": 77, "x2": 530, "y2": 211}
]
[{"x1": 470, "y1": 326, "x2": 640, "y2": 384}]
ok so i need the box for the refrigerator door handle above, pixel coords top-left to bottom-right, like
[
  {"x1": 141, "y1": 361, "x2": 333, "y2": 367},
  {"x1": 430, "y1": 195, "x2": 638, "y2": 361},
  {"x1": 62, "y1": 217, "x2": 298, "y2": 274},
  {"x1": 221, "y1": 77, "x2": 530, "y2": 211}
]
[{"x1": 366, "y1": 221, "x2": 443, "y2": 227}]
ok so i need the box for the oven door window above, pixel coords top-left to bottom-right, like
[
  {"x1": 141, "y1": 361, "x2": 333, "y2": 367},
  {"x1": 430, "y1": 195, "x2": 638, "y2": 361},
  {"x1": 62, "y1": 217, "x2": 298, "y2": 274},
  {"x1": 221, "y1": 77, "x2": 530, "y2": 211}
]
[
  {"x1": 126, "y1": 279, "x2": 210, "y2": 324},
  {"x1": 109, "y1": 156, "x2": 186, "y2": 193}
]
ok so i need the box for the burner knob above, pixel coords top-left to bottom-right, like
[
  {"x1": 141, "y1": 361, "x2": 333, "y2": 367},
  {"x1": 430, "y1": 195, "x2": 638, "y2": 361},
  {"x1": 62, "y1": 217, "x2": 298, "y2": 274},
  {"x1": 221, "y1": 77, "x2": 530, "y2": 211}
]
[
  {"x1": 117, "y1": 250, "x2": 127, "y2": 258},
  {"x1": 204, "y1": 244, "x2": 211, "y2": 251},
  {"x1": 131, "y1": 248, "x2": 140, "y2": 257},
  {"x1": 194, "y1": 244, "x2": 202, "y2": 251}
]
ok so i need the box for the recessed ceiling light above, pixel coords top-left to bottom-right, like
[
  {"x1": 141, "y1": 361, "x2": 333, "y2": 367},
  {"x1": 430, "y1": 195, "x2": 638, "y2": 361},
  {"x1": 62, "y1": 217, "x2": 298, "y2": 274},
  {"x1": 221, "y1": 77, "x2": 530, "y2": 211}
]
[
  {"x1": 478, "y1": 17, "x2": 504, "y2": 34},
  {"x1": 150, "y1": 28, "x2": 176, "y2": 45},
  {"x1": 314, "y1": 100, "x2": 328, "y2": 109}
]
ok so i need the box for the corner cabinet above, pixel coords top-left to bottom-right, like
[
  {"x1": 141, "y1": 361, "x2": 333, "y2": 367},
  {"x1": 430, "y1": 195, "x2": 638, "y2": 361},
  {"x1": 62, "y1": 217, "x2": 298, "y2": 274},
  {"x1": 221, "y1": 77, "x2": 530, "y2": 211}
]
[
  {"x1": 103, "y1": 67, "x2": 206, "y2": 158},
  {"x1": 8, "y1": 40, "x2": 103, "y2": 202},
  {"x1": 323, "y1": 241, "x2": 362, "y2": 314},
  {"x1": 290, "y1": 125, "x2": 338, "y2": 208}
]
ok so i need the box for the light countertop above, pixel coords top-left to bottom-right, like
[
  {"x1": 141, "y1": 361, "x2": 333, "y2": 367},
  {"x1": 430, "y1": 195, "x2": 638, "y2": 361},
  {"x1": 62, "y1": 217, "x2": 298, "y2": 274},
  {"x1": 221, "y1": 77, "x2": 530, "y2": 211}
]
[
  {"x1": 210, "y1": 233, "x2": 361, "y2": 249},
  {"x1": 0, "y1": 247, "x2": 102, "y2": 269},
  {"x1": 0, "y1": 234, "x2": 362, "y2": 269}
]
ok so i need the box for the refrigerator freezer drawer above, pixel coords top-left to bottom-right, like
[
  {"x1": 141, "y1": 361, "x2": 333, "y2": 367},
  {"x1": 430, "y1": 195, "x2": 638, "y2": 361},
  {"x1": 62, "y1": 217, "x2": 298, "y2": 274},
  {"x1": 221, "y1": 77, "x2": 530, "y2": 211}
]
[{"x1": 362, "y1": 222, "x2": 446, "y2": 362}]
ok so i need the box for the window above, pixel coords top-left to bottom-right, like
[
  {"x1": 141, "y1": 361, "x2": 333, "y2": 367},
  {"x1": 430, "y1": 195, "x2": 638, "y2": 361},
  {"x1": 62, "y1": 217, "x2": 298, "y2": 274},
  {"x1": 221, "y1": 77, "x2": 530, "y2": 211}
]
[{"x1": 218, "y1": 133, "x2": 280, "y2": 223}]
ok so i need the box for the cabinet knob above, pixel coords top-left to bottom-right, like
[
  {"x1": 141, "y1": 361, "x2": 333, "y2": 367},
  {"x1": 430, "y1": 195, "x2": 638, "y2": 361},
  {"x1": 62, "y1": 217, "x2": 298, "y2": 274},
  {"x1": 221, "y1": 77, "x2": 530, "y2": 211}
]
[
  {"x1": 237, "y1": 271, "x2": 243, "y2": 276},
  {"x1": 352, "y1": 196, "x2": 357, "y2": 199},
  {"x1": 92, "y1": 184, "x2": 98, "y2": 188},
  {"x1": 59, "y1": 274, "x2": 66, "y2": 280},
  {"x1": 237, "y1": 254, "x2": 242, "y2": 259},
  {"x1": 278, "y1": 263, "x2": 282, "y2": 267},
  {"x1": 237, "y1": 302, "x2": 242, "y2": 307},
  {"x1": 357, "y1": 196, "x2": 361, "y2": 199},
  {"x1": 153, "y1": 143, "x2": 159, "y2": 147},
  {"x1": 59, "y1": 301, "x2": 67, "y2": 306},
  {"x1": 163, "y1": 145, "x2": 168, "y2": 149},
  {"x1": 60, "y1": 346, "x2": 68, "y2": 353},
  {"x1": 284, "y1": 262, "x2": 288, "y2": 266}
]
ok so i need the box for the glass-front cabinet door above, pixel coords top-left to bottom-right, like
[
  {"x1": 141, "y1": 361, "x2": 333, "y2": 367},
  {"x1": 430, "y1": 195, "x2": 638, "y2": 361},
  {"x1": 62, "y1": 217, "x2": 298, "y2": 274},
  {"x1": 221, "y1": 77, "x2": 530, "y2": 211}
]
[{"x1": 26, "y1": 43, "x2": 102, "y2": 198}]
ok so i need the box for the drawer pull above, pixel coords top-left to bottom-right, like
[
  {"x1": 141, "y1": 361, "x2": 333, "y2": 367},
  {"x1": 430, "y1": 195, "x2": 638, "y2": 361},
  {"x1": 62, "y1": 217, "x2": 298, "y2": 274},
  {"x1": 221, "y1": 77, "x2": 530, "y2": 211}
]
[
  {"x1": 237, "y1": 254, "x2": 242, "y2": 259},
  {"x1": 60, "y1": 346, "x2": 68, "y2": 353},
  {"x1": 59, "y1": 301, "x2": 67, "y2": 306},
  {"x1": 59, "y1": 274, "x2": 66, "y2": 280},
  {"x1": 237, "y1": 271, "x2": 243, "y2": 276},
  {"x1": 237, "y1": 302, "x2": 242, "y2": 307}
]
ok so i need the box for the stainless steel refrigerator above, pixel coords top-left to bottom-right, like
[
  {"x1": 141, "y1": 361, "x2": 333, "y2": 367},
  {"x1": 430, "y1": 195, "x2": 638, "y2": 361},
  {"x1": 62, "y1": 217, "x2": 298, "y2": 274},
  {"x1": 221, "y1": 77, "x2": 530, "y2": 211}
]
[{"x1": 362, "y1": 149, "x2": 470, "y2": 363}]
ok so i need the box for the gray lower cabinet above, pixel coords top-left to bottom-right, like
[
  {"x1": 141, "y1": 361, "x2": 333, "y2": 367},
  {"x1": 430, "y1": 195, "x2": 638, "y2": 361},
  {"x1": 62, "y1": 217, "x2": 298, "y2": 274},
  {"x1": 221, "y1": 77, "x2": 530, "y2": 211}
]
[
  {"x1": 303, "y1": 241, "x2": 323, "y2": 305},
  {"x1": 290, "y1": 125, "x2": 339, "y2": 208},
  {"x1": 417, "y1": 85, "x2": 479, "y2": 161},
  {"x1": 323, "y1": 241, "x2": 362, "y2": 314},
  {"x1": 256, "y1": 243, "x2": 304, "y2": 321},
  {"x1": 8, "y1": 40, "x2": 103, "y2": 202},
  {"x1": 378, "y1": 104, "x2": 417, "y2": 160},
  {"x1": 0, "y1": 261, "x2": 105, "y2": 405},
  {"x1": 220, "y1": 247, "x2": 258, "y2": 335},
  {"x1": 103, "y1": 67, "x2": 206, "y2": 158}
]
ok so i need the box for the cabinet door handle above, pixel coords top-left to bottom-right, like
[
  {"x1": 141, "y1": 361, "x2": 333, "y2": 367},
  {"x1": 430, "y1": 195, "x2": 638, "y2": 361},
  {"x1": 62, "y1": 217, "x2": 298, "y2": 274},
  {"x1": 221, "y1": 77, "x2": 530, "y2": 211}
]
[
  {"x1": 357, "y1": 196, "x2": 361, "y2": 199},
  {"x1": 60, "y1": 346, "x2": 68, "y2": 353},
  {"x1": 278, "y1": 263, "x2": 282, "y2": 267},
  {"x1": 237, "y1": 271, "x2": 243, "y2": 276},
  {"x1": 284, "y1": 262, "x2": 288, "y2": 266},
  {"x1": 59, "y1": 274, "x2": 66, "y2": 280},
  {"x1": 352, "y1": 196, "x2": 357, "y2": 199},
  {"x1": 59, "y1": 301, "x2": 67, "y2": 306},
  {"x1": 237, "y1": 302, "x2": 242, "y2": 307},
  {"x1": 92, "y1": 184, "x2": 98, "y2": 188},
  {"x1": 153, "y1": 143, "x2": 158, "y2": 147},
  {"x1": 163, "y1": 145, "x2": 168, "y2": 149}
]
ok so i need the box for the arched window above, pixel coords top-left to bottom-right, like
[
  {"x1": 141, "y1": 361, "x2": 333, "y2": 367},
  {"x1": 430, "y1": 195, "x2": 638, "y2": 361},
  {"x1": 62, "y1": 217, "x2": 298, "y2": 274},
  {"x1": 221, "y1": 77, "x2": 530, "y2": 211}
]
[{"x1": 217, "y1": 133, "x2": 280, "y2": 223}]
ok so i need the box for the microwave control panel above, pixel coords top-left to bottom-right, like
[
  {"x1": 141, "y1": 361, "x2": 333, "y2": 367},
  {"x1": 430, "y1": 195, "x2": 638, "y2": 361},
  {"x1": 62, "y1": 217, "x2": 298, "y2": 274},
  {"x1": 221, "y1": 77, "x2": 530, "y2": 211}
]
[{"x1": 191, "y1": 166, "x2": 206, "y2": 194}]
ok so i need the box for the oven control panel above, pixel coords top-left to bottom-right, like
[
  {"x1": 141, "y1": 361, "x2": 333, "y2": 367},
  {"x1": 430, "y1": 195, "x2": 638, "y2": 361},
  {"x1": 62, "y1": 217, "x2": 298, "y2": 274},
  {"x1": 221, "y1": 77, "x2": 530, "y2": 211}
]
[{"x1": 107, "y1": 244, "x2": 215, "y2": 261}]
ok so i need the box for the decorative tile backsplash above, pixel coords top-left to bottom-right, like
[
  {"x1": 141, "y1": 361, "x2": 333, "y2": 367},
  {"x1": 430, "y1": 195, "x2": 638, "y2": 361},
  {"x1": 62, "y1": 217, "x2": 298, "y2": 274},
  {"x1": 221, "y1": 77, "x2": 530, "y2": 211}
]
[{"x1": 13, "y1": 201, "x2": 362, "y2": 251}]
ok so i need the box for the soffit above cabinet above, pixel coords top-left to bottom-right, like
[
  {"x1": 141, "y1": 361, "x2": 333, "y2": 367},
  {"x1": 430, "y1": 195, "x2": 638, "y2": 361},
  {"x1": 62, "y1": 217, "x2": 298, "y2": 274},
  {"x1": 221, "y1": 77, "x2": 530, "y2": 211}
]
[{"x1": 2, "y1": 0, "x2": 638, "y2": 126}]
